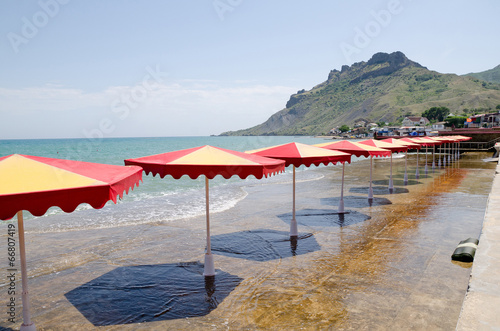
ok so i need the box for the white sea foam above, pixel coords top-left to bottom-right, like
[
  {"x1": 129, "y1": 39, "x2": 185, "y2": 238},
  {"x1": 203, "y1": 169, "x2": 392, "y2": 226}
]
[{"x1": 22, "y1": 184, "x2": 249, "y2": 233}]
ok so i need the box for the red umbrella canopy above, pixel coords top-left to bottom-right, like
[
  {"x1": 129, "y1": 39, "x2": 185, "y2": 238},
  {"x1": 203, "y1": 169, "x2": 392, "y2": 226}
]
[
  {"x1": 381, "y1": 138, "x2": 421, "y2": 150},
  {"x1": 427, "y1": 137, "x2": 453, "y2": 144},
  {"x1": 0, "y1": 154, "x2": 143, "y2": 220},
  {"x1": 245, "y1": 142, "x2": 351, "y2": 167},
  {"x1": 454, "y1": 135, "x2": 472, "y2": 141},
  {"x1": 358, "y1": 139, "x2": 408, "y2": 153},
  {"x1": 124, "y1": 145, "x2": 285, "y2": 180},
  {"x1": 407, "y1": 137, "x2": 442, "y2": 146},
  {"x1": 314, "y1": 140, "x2": 391, "y2": 158},
  {"x1": 434, "y1": 136, "x2": 460, "y2": 143}
]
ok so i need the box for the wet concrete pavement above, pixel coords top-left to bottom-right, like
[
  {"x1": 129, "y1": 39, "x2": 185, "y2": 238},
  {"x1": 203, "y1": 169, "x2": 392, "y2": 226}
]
[
  {"x1": 1, "y1": 152, "x2": 496, "y2": 330},
  {"x1": 456, "y1": 159, "x2": 500, "y2": 331}
]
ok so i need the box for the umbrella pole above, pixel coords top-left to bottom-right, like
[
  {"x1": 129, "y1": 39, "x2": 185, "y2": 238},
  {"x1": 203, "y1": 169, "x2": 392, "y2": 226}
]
[
  {"x1": 388, "y1": 154, "x2": 394, "y2": 191},
  {"x1": 290, "y1": 165, "x2": 298, "y2": 237},
  {"x1": 203, "y1": 176, "x2": 215, "y2": 277},
  {"x1": 17, "y1": 211, "x2": 36, "y2": 331},
  {"x1": 438, "y1": 146, "x2": 442, "y2": 168},
  {"x1": 425, "y1": 146, "x2": 428, "y2": 174},
  {"x1": 338, "y1": 162, "x2": 345, "y2": 213},
  {"x1": 404, "y1": 150, "x2": 408, "y2": 185},
  {"x1": 443, "y1": 144, "x2": 447, "y2": 167},
  {"x1": 450, "y1": 142, "x2": 453, "y2": 162},
  {"x1": 445, "y1": 143, "x2": 448, "y2": 165},
  {"x1": 415, "y1": 148, "x2": 420, "y2": 179},
  {"x1": 432, "y1": 145, "x2": 435, "y2": 170},
  {"x1": 368, "y1": 156, "x2": 374, "y2": 200}
]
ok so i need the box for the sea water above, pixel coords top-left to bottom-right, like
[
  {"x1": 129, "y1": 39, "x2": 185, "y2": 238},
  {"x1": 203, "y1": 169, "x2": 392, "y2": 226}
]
[{"x1": 0, "y1": 136, "x2": 338, "y2": 233}]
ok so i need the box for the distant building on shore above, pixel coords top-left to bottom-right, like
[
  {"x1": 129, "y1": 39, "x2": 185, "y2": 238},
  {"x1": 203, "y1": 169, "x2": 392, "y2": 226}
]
[
  {"x1": 465, "y1": 112, "x2": 500, "y2": 128},
  {"x1": 402, "y1": 116, "x2": 430, "y2": 127}
]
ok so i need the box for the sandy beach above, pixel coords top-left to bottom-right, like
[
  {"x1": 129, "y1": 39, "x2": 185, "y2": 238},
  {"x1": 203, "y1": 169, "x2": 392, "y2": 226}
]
[{"x1": 1, "y1": 152, "x2": 496, "y2": 330}]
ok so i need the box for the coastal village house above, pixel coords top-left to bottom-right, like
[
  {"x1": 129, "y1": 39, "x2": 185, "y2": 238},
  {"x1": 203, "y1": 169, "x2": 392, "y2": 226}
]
[
  {"x1": 465, "y1": 112, "x2": 500, "y2": 128},
  {"x1": 402, "y1": 116, "x2": 430, "y2": 127},
  {"x1": 354, "y1": 119, "x2": 369, "y2": 128},
  {"x1": 432, "y1": 122, "x2": 446, "y2": 130}
]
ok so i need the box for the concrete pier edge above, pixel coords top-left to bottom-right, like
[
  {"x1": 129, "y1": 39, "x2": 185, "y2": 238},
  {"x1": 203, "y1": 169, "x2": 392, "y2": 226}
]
[{"x1": 456, "y1": 161, "x2": 500, "y2": 330}]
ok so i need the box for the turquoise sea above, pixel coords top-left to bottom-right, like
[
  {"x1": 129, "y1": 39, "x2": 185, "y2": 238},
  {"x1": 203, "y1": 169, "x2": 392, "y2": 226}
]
[{"x1": 0, "y1": 136, "x2": 346, "y2": 232}]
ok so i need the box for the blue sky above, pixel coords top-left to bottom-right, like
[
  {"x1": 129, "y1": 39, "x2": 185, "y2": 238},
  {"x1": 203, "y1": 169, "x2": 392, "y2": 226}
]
[{"x1": 1, "y1": 0, "x2": 499, "y2": 139}]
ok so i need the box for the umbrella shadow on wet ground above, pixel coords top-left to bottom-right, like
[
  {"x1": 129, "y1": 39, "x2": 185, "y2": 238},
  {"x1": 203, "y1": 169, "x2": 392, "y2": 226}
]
[
  {"x1": 370, "y1": 179, "x2": 415, "y2": 190},
  {"x1": 277, "y1": 208, "x2": 371, "y2": 230},
  {"x1": 210, "y1": 229, "x2": 321, "y2": 261},
  {"x1": 349, "y1": 185, "x2": 409, "y2": 194},
  {"x1": 377, "y1": 176, "x2": 422, "y2": 186},
  {"x1": 65, "y1": 262, "x2": 242, "y2": 326},
  {"x1": 321, "y1": 195, "x2": 392, "y2": 208}
]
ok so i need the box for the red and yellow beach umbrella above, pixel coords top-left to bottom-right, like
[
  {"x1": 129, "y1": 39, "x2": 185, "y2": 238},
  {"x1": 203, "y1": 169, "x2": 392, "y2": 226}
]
[
  {"x1": 359, "y1": 139, "x2": 409, "y2": 188},
  {"x1": 409, "y1": 137, "x2": 443, "y2": 171},
  {"x1": 429, "y1": 136, "x2": 456, "y2": 166},
  {"x1": 124, "y1": 145, "x2": 286, "y2": 277},
  {"x1": 438, "y1": 136, "x2": 458, "y2": 162},
  {"x1": 314, "y1": 140, "x2": 391, "y2": 200},
  {"x1": 453, "y1": 135, "x2": 472, "y2": 159},
  {"x1": 381, "y1": 137, "x2": 423, "y2": 180},
  {"x1": 314, "y1": 140, "x2": 391, "y2": 158},
  {"x1": 246, "y1": 142, "x2": 351, "y2": 235},
  {"x1": 454, "y1": 135, "x2": 472, "y2": 141},
  {"x1": 0, "y1": 154, "x2": 143, "y2": 331},
  {"x1": 380, "y1": 137, "x2": 421, "y2": 149}
]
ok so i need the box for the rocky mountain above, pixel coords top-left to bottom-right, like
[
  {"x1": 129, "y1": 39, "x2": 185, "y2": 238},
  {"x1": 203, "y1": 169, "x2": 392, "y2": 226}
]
[
  {"x1": 464, "y1": 64, "x2": 500, "y2": 84},
  {"x1": 221, "y1": 51, "x2": 500, "y2": 136}
]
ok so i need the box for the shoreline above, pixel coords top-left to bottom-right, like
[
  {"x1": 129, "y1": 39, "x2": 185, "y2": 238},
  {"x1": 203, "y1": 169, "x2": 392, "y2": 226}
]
[{"x1": 1, "y1": 152, "x2": 496, "y2": 330}]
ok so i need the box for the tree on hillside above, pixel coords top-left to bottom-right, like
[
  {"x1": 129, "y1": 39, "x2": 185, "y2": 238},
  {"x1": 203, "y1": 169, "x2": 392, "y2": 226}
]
[
  {"x1": 339, "y1": 125, "x2": 350, "y2": 133},
  {"x1": 422, "y1": 106, "x2": 450, "y2": 122},
  {"x1": 445, "y1": 116, "x2": 467, "y2": 128},
  {"x1": 496, "y1": 104, "x2": 500, "y2": 110}
]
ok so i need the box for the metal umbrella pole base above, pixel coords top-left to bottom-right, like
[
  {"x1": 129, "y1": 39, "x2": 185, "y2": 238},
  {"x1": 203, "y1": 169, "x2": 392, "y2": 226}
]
[
  {"x1": 203, "y1": 253, "x2": 216, "y2": 277},
  {"x1": 290, "y1": 218, "x2": 299, "y2": 237}
]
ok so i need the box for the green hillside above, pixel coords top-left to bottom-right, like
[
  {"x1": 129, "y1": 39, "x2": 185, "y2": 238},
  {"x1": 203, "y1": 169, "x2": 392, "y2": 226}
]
[
  {"x1": 464, "y1": 65, "x2": 500, "y2": 84},
  {"x1": 221, "y1": 52, "x2": 500, "y2": 136}
]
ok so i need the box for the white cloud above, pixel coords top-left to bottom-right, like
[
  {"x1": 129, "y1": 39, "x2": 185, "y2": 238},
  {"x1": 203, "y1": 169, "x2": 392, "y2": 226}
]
[
  {"x1": 0, "y1": 85, "x2": 106, "y2": 112},
  {"x1": 0, "y1": 80, "x2": 297, "y2": 138}
]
